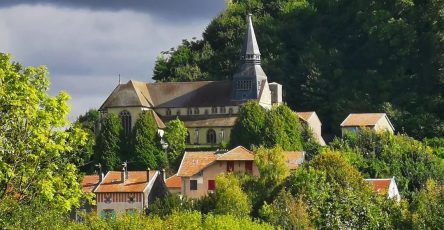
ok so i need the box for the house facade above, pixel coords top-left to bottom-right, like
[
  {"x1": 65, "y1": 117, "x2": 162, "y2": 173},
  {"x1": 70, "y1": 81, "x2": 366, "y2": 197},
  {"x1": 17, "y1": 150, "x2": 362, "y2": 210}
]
[
  {"x1": 93, "y1": 169, "x2": 166, "y2": 217},
  {"x1": 174, "y1": 146, "x2": 305, "y2": 199},
  {"x1": 98, "y1": 14, "x2": 283, "y2": 147},
  {"x1": 340, "y1": 113, "x2": 395, "y2": 136}
]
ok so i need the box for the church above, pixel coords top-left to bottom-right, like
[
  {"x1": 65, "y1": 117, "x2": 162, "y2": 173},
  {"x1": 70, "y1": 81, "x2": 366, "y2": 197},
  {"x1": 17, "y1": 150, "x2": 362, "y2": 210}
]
[{"x1": 99, "y1": 14, "x2": 285, "y2": 147}]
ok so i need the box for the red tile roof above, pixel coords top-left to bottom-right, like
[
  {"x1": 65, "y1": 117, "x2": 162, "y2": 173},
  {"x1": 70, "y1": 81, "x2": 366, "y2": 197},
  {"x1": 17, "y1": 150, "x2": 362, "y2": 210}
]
[
  {"x1": 177, "y1": 152, "x2": 217, "y2": 177},
  {"x1": 340, "y1": 113, "x2": 386, "y2": 127},
  {"x1": 94, "y1": 171, "x2": 157, "y2": 193},
  {"x1": 216, "y1": 146, "x2": 255, "y2": 161},
  {"x1": 366, "y1": 178, "x2": 392, "y2": 194},
  {"x1": 165, "y1": 175, "x2": 182, "y2": 189},
  {"x1": 82, "y1": 175, "x2": 100, "y2": 193}
]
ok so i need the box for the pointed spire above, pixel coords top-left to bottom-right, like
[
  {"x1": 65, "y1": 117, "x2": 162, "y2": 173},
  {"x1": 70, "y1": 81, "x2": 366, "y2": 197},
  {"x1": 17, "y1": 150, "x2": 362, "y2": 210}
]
[{"x1": 241, "y1": 13, "x2": 261, "y2": 64}]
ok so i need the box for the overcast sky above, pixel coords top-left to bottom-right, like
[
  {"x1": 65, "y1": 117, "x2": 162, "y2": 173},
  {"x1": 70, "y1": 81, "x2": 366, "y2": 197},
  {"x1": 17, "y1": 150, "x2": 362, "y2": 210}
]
[{"x1": 0, "y1": 0, "x2": 225, "y2": 121}]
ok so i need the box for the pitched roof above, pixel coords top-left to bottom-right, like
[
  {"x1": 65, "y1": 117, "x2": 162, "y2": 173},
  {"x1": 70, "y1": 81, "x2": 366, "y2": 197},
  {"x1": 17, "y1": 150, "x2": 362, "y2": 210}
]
[
  {"x1": 82, "y1": 175, "x2": 100, "y2": 193},
  {"x1": 165, "y1": 175, "x2": 181, "y2": 189},
  {"x1": 180, "y1": 116, "x2": 238, "y2": 128},
  {"x1": 216, "y1": 146, "x2": 255, "y2": 161},
  {"x1": 177, "y1": 152, "x2": 218, "y2": 177},
  {"x1": 94, "y1": 171, "x2": 157, "y2": 193},
  {"x1": 296, "y1": 112, "x2": 315, "y2": 122},
  {"x1": 365, "y1": 178, "x2": 392, "y2": 194},
  {"x1": 100, "y1": 80, "x2": 240, "y2": 110},
  {"x1": 285, "y1": 151, "x2": 305, "y2": 170},
  {"x1": 149, "y1": 110, "x2": 166, "y2": 129},
  {"x1": 340, "y1": 113, "x2": 391, "y2": 127}
]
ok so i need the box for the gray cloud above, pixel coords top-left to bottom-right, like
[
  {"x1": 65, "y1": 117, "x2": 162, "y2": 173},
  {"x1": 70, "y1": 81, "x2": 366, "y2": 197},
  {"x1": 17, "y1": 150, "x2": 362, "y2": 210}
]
[
  {"x1": 0, "y1": 0, "x2": 225, "y2": 22},
  {"x1": 0, "y1": 4, "x2": 220, "y2": 120}
]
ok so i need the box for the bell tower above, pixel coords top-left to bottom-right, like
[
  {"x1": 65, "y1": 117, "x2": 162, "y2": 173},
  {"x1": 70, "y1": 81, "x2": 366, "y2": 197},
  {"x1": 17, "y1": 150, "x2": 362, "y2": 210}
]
[{"x1": 232, "y1": 14, "x2": 269, "y2": 102}]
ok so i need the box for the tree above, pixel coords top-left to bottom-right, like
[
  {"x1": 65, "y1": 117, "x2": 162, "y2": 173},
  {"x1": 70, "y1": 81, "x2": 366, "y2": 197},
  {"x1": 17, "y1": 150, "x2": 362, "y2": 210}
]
[
  {"x1": 0, "y1": 53, "x2": 87, "y2": 212},
  {"x1": 254, "y1": 145, "x2": 289, "y2": 187},
  {"x1": 153, "y1": 0, "x2": 444, "y2": 140},
  {"x1": 264, "y1": 104, "x2": 303, "y2": 150},
  {"x1": 285, "y1": 151, "x2": 390, "y2": 229},
  {"x1": 131, "y1": 111, "x2": 165, "y2": 170},
  {"x1": 230, "y1": 101, "x2": 266, "y2": 148},
  {"x1": 214, "y1": 174, "x2": 251, "y2": 218},
  {"x1": 74, "y1": 109, "x2": 100, "y2": 173},
  {"x1": 94, "y1": 113, "x2": 122, "y2": 171},
  {"x1": 259, "y1": 190, "x2": 313, "y2": 230},
  {"x1": 164, "y1": 118, "x2": 187, "y2": 171},
  {"x1": 411, "y1": 179, "x2": 444, "y2": 229},
  {"x1": 330, "y1": 129, "x2": 444, "y2": 199}
]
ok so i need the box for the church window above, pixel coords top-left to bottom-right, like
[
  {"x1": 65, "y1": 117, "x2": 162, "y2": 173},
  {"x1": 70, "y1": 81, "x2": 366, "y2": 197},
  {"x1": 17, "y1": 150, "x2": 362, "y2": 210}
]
[
  {"x1": 119, "y1": 110, "x2": 132, "y2": 136},
  {"x1": 237, "y1": 80, "x2": 252, "y2": 90},
  {"x1": 211, "y1": 107, "x2": 217, "y2": 114},
  {"x1": 194, "y1": 108, "x2": 200, "y2": 115},
  {"x1": 187, "y1": 108, "x2": 192, "y2": 115},
  {"x1": 207, "y1": 129, "x2": 217, "y2": 144},
  {"x1": 195, "y1": 129, "x2": 199, "y2": 144},
  {"x1": 220, "y1": 107, "x2": 226, "y2": 113},
  {"x1": 166, "y1": 108, "x2": 171, "y2": 116}
]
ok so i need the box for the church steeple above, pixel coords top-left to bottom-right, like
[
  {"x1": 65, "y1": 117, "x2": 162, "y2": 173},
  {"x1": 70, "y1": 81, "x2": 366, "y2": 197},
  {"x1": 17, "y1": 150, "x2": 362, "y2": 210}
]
[
  {"x1": 231, "y1": 14, "x2": 270, "y2": 103},
  {"x1": 241, "y1": 14, "x2": 261, "y2": 64}
]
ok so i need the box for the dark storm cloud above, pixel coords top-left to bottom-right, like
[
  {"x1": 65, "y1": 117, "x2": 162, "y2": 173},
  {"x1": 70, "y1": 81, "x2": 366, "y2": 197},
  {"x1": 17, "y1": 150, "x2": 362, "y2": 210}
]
[{"x1": 0, "y1": 0, "x2": 225, "y2": 21}]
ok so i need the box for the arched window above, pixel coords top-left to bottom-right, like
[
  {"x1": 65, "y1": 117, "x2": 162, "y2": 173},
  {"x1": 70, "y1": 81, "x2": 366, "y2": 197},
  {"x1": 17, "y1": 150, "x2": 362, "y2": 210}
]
[
  {"x1": 207, "y1": 129, "x2": 216, "y2": 144},
  {"x1": 119, "y1": 110, "x2": 132, "y2": 135},
  {"x1": 166, "y1": 108, "x2": 171, "y2": 116},
  {"x1": 185, "y1": 131, "x2": 190, "y2": 144}
]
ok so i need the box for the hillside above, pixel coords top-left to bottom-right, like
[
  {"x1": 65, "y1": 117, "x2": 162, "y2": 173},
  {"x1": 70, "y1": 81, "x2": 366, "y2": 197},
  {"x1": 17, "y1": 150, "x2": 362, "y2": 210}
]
[{"x1": 153, "y1": 0, "x2": 444, "y2": 139}]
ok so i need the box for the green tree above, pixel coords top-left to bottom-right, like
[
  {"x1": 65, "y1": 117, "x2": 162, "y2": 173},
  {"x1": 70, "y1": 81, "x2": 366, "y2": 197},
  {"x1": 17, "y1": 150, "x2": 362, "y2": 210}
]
[
  {"x1": 411, "y1": 179, "x2": 444, "y2": 229},
  {"x1": 264, "y1": 104, "x2": 303, "y2": 150},
  {"x1": 164, "y1": 118, "x2": 187, "y2": 171},
  {"x1": 74, "y1": 109, "x2": 100, "y2": 173},
  {"x1": 330, "y1": 129, "x2": 444, "y2": 199},
  {"x1": 230, "y1": 101, "x2": 266, "y2": 148},
  {"x1": 214, "y1": 174, "x2": 251, "y2": 218},
  {"x1": 131, "y1": 111, "x2": 165, "y2": 170},
  {"x1": 95, "y1": 113, "x2": 123, "y2": 171},
  {"x1": 254, "y1": 145, "x2": 289, "y2": 187},
  {"x1": 0, "y1": 53, "x2": 87, "y2": 213},
  {"x1": 286, "y1": 151, "x2": 390, "y2": 229}
]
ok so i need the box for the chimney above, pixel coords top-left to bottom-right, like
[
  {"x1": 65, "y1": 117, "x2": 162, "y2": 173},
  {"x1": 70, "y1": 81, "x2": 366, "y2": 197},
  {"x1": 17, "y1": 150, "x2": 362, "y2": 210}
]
[
  {"x1": 99, "y1": 172, "x2": 104, "y2": 183},
  {"x1": 147, "y1": 168, "x2": 151, "y2": 182},
  {"x1": 121, "y1": 167, "x2": 126, "y2": 183},
  {"x1": 162, "y1": 169, "x2": 166, "y2": 180}
]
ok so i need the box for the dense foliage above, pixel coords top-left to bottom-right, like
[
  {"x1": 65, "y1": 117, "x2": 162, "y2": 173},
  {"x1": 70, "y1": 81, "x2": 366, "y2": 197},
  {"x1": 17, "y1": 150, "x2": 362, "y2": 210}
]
[
  {"x1": 130, "y1": 111, "x2": 165, "y2": 170},
  {"x1": 0, "y1": 53, "x2": 87, "y2": 213},
  {"x1": 230, "y1": 101, "x2": 304, "y2": 150},
  {"x1": 163, "y1": 118, "x2": 188, "y2": 170},
  {"x1": 94, "y1": 113, "x2": 123, "y2": 171},
  {"x1": 330, "y1": 129, "x2": 444, "y2": 199},
  {"x1": 154, "y1": 0, "x2": 444, "y2": 139}
]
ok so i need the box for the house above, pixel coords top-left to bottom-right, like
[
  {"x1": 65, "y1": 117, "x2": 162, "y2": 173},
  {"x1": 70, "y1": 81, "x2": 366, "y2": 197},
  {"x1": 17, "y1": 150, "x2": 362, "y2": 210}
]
[
  {"x1": 173, "y1": 146, "x2": 305, "y2": 199},
  {"x1": 296, "y1": 111, "x2": 326, "y2": 146},
  {"x1": 70, "y1": 174, "x2": 101, "y2": 221},
  {"x1": 340, "y1": 113, "x2": 395, "y2": 136},
  {"x1": 365, "y1": 177, "x2": 401, "y2": 202},
  {"x1": 98, "y1": 14, "x2": 283, "y2": 148},
  {"x1": 165, "y1": 175, "x2": 182, "y2": 195},
  {"x1": 93, "y1": 167, "x2": 167, "y2": 217}
]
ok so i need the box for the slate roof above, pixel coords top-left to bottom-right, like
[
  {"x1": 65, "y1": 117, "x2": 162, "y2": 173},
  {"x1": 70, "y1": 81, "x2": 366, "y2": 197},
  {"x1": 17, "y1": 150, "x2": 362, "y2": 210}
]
[
  {"x1": 340, "y1": 113, "x2": 387, "y2": 127},
  {"x1": 100, "y1": 80, "x2": 240, "y2": 110},
  {"x1": 165, "y1": 175, "x2": 181, "y2": 189},
  {"x1": 94, "y1": 171, "x2": 157, "y2": 193},
  {"x1": 82, "y1": 175, "x2": 100, "y2": 193}
]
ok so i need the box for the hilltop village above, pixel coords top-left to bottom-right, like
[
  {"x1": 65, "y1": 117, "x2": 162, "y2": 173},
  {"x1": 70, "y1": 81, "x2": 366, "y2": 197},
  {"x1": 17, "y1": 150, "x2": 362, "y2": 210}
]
[
  {"x1": 1, "y1": 1, "x2": 443, "y2": 228},
  {"x1": 79, "y1": 15, "x2": 401, "y2": 218}
]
